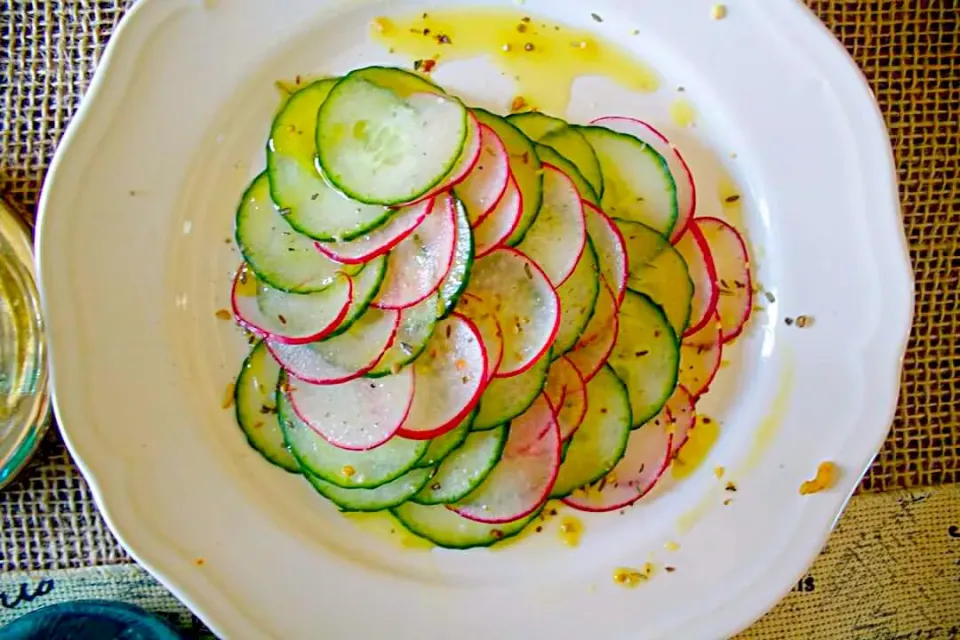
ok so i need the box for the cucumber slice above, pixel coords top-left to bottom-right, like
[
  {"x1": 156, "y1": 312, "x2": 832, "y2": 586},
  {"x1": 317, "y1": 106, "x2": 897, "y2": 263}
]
[
  {"x1": 553, "y1": 240, "x2": 601, "y2": 356},
  {"x1": 415, "y1": 410, "x2": 475, "y2": 469},
  {"x1": 583, "y1": 203, "x2": 628, "y2": 306},
  {"x1": 436, "y1": 196, "x2": 474, "y2": 318},
  {"x1": 235, "y1": 173, "x2": 360, "y2": 293},
  {"x1": 392, "y1": 501, "x2": 537, "y2": 549},
  {"x1": 472, "y1": 109, "x2": 543, "y2": 246},
  {"x1": 507, "y1": 111, "x2": 567, "y2": 140},
  {"x1": 515, "y1": 165, "x2": 587, "y2": 287},
  {"x1": 540, "y1": 127, "x2": 604, "y2": 197},
  {"x1": 317, "y1": 73, "x2": 468, "y2": 205},
  {"x1": 608, "y1": 291, "x2": 680, "y2": 428},
  {"x1": 535, "y1": 143, "x2": 599, "y2": 205},
  {"x1": 578, "y1": 126, "x2": 678, "y2": 237},
  {"x1": 617, "y1": 219, "x2": 694, "y2": 336},
  {"x1": 326, "y1": 256, "x2": 387, "y2": 338},
  {"x1": 550, "y1": 365, "x2": 632, "y2": 498},
  {"x1": 412, "y1": 425, "x2": 507, "y2": 505},
  {"x1": 279, "y1": 390, "x2": 427, "y2": 489},
  {"x1": 266, "y1": 79, "x2": 392, "y2": 241},
  {"x1": 306, "y1": 466, "x2": 433, "y2": 512},
  {"x1": 473, "y1": 348, "x2": 551, "y2": 431},
  {"x1": 351, "y1": 65, "x2": 443, "y2": 97},
  {"x1": 453, "y1": 124, "x2": 511, "y2": 225},
  {"x1": 234, "y1": 342, "x2": 298, "y2": 472},
  {"x1": 367, "y1": 293, "x2": 439, "y2": 377},
  {"x1": 315, "y1": 198, "x2": 433, "y2": 265}
]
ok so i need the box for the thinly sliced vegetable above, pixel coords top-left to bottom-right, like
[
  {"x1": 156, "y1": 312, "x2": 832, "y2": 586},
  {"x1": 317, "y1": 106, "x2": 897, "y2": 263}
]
[
  {"x1": 279, "y1": 389, "x2": 427, "y2": 489},
  {"x1": 413, "y1": 426, "x2": 508, "y2": 505},
  {"x1": 392, "y1": 501, "x2": 537, "y2": 549},
  {"x1": 472, "y1": 109, "x2": 543, "y2": 246},
  {"x1": 535, "y1": 143, "x2": 599, "y2": 205},
  {"x1": 456, "y1": 294, "x2": 505, "y2": 384},
  {"x1": 286, "y1": 367, "x2": 414, "y2": 451},
  {"x1": 563, "y1": 418, "x2": 673, "y2": 512},
  {"x1": 234, "y1": 342, "x2": 298, "y2": 471},
  {"x1": 436, "y1": 196, "x2": 474, "y2": 317},
  {"x1": 565, "y1": 279, "x2": 619, "y2": 382},
  {"x1": 267, "y1": 79, "x2": 393, "y2": 242},
  {"x1": 373, "y1": 194, "x2": 457, "y2": 309},
  {"x1": 695, "y1": 217, "x2": 753, "y2": 342},
  {"x1": 509, "y1": 112, "x2": 603, "y2": 196},
  {"x1": 454, "y1": 124, "x2": 510, "y2": 225},
  {"x1": 678, "y1": 312, "x2": 723, "y2": 398},
  {"x1": 516, "y1": 164, "x2": 587, "y2": 286},
  {"x1": 664, "y1": 385, "x2": 696, "y2": 457},
  {"x1": 367, "y1": 293, "x2": 439, "y2": 377},
  {"x1": 618, "y1": 219, "x2": 694, "y2": 336},
  {"x1": 268, "y1": 308, "x2": 399, "y2": 384},
  {"x1": 553, "y1": 240, "x2": 601, "y2": 356},
  {"x1": 408, "y1": 111, "x2": 483, "y2": 204},
  {"x1": 415, "y1": 411, "x2": 475, "y2": 469},
  {"x1": 326, "y1": 257, "x2": 386, "y2": 338},
  {"x1": 235, "y1": 173, "x2": 360, "y2": 293},
  {"x1": 316, "y1": 74, "x2": 469, "y2": 205},
  {"x1": 315, "y1": 198, "x2": 433, "y2": 265},
  {"x1": 472, "y1": 173, "x2": 522, "y2": 257},
  {"x1": 578, "y1": 126, "x2": 678, "y2": 237},
  {"x1": 468, "y1": 248, "x2": 560, "y2": 377},
  {"x1": 608, "y1": 291, "x2": 680, "y2": 428},
  {"x1": 232, "y1": 265, "x2": 351, "y2": 345},
  {"x1": 591, "y1": 117, "x2": 696, "y2": 242},
  {"x1": 550, "y1": 365, "x2": 632, "y2": 498},
  {"x1": 583, "y1": 202, "x2": 628, "y2": 306},
  {"x1": 472, "y1": 348, "x2": 551, "y2": 431},
  {"x1": 454, "y1": 394, "x2": 561, "y2": 523},
  {"x1": 544, "y1": 357, "x2": 590, "y2": 441},
  {"x1": 507, "y1": 111, "x2": 567, "y2": 140},
  {"x1": 351, "y1": 65, "x2": 443, "y2": 96},
  {"x1": 674, "y1": 223, "x2": 720, "y2": 337},
  {"x1": 307, "y1": 467, "x2": 433, "y2": 512},
  {"x1": 397, "y1": 314, "x2": 488, "y2": 440}
]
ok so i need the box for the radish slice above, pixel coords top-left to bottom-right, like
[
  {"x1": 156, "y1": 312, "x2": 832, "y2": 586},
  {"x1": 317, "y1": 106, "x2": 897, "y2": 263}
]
[
  {"x1": 516, "y1": 165, "x2": 587, "y2": 287},
  {"x1": 315, "y1": 198, "x2": 434, "y2": 265},
  {"x1": 268, "y1": 308, "x2": 399, "y2": 385},
  {"x1": 397, "y1": 314, "x2": 488, "y2": 440},
  {"x1": 287, "y1": 367, "x2": 415, "y2": 451},
  {"x1": 404, "y1": 111, "x2": 483, "y2": 205},
  {"x1": 695, "y1": 217, "x2": 753, "y2": 342},
  {"x1": 566, "y1": 279, "x2": 619, "y2": 383},
  {"x1": 454, "y1": 394, "x2": 561, "y2": 524},
  {"x1": 678, "y1": 312, "x2": 723, "y2": 398},
  {"x1": 454, "y1": 124, "x2": 511, "y2": 226},
  {"x1": 583, "y1": 202, "x2": 628, "y2": 307},
  {"x1": 467, "y1": 248, "x2": 560, "y2": 377},
  {"x1": 544, "y1": 357, "x2": 589, "y2": 441},
  {"x1": 674, "y1": 223, "x2": 719, "y2": 337},
  {"x1": 563, "y1": 418, "x2": 673, "y2": 512},
  {"x1": 373, "y1": 194, "x2": 457, "y2": 309},
  {"x1": 665, "y1": 385, "x2": 696, "y2": 457},
  {"x1": 590, "y1": 116, "x2": 697, "y2": 243},
  {"x1": 231, "y1": 265, "x2": 352, "y2": 345},
  {"x1": 473, "y1": 174, "x2": 522, "y2": 257},
  {"x1": 456, "y1": 294, "x2": 505, "y2": 384}
]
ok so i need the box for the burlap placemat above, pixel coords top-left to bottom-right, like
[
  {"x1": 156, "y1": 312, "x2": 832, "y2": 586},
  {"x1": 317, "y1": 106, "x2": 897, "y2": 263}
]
[{"x1": 0, "y1": 0, "x2": 957, "y2": 572}]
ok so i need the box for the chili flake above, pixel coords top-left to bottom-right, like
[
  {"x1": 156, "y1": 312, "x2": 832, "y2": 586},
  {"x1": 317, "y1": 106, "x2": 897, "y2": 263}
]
[
  {"x1": 799, "y1": 461, "x2": 838, "y2": 495},
  {"x1": 215, "y1": 309, "x2": 232, "y2": 321}
]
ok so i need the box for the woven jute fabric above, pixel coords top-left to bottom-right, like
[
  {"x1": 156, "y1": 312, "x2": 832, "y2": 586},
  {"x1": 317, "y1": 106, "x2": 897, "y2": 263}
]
[{"x1": 0, "y1": 0, "x2": 957, "y2": 573}]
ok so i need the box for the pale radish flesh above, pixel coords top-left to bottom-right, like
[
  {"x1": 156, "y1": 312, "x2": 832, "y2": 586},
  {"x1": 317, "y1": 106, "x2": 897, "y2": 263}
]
[
  {"x1": 315, "y1": 198, "x2": 434, "y2": 265},
  {"x1": 695, "y1": 217, "x2": 753, "y2": 343},
  {"x1": 454, "y1": 394, "x2": 561, "y2": 524},
  {"x1": 665, "y1": 385, "x2": 696, "y2": 457},
  {"x1": 397, "y1": 314, "x2": 488, "y2": 440},
  {"x1": 368, "y1": 293, "x2": 439, "y2": 377},
  {"x1": 454, "y1": 124, "x2": 511, "y2": 226},
  {"x1": 566, "y1": 279, "x2": 619, "y2": 383},
  {"x1": 678, "y1": 311, "x2": 723, "y2": 398},
  {"x1": 473, "y1": 174, "x2": 522, "y2": 257},
  {"x1": 544, "y1": 357, "x2": 589, "y2": 441},
  {"x1": 373, "y1": 194, "x2": 457, "y2": 309},
  {"x1": 583, "y1": 202, "x2": 628, "y2": 306},
  {"x1": 674, "y1": 223, "x2": 720, "y2": 337},
  {"x1": 287, "y1": 367, "x2": 415, "y2": 451},
  {"x1": 456, "y1": 294, "x2": 505, "y2": 384}
]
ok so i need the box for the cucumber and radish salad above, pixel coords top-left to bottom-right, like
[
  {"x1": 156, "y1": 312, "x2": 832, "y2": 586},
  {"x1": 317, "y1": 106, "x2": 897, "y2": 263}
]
[{"x1": 229, "y1": 67, "x2": 755, "y2": 549}]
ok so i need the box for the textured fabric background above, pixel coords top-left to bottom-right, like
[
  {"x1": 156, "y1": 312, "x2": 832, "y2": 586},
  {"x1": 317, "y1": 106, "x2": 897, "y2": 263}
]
[{"x1": 0, "y1": 0, "x2": 957, "y2": 574}]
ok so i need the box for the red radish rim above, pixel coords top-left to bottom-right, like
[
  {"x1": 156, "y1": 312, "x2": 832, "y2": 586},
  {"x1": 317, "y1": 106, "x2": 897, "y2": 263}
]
[
  {"x1": 473, "y1": 172, "x2": 523, "y2": 258},
  {"x1": 459, "y1": 293, "x2": 506, "y2": 383},
  {"x1": 590, "y1": 116, "x2": 697, "y2": 244},
  {"x1": 402, "y1": 111, "x2": 483, "y2": 205},
  {"x1": 679, "y1": 222, "x2": 720, "y2": 337},
  {"x1": 461, "y1": 124, "x2": 512, "y2": 227},
  {"x1": 680, "y1": 311, "x2": 723, "y2": 398},
  {"x1": 537, "y1": 163, "x2": 588, "y2": 288},
  {"x1": 231, "y1": 265, "x2": 353, "y2": 346},
  {"x1": 566, "y1": 277, "x2": 620, "y2": 382},
  {"x1": 287, "y1": 368, "x2": 416, "y2": 452},
  {"x1": 453, "y1": 394, "x2": 562, "y2": 524},
  {"x1": 668, "y1": 384, "x2": 697, "y2": 456},
  {"x1": 490, "y1": 248, "x2": 562, "y2": 379},
  {"x1": 267, "y1": 309, "x2": 401, "y2": 385},
  {"x1": 695, "y1": 217, "x2": 754, "y2": 343},
  {"x1": 582, "y1": 201, "x2": 629, "y2": 307},
  {"x1": 548, "y1": 356, "x2": 589, "y2": 441},
  {"x1": 372, "y1": 194, "x2": 459, "y2": 310},
  {"x1": 396, "y1": 313, "x2": 490, "y2": 440},
  {"x1": 314, "y1": 198, "x2": 434, "y2": 265}
]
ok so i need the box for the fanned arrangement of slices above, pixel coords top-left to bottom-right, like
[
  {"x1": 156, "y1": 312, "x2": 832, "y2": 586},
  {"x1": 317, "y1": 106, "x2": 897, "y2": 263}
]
[{"x1": 230, "y1": 66, "x2": 755, "y2": 549}]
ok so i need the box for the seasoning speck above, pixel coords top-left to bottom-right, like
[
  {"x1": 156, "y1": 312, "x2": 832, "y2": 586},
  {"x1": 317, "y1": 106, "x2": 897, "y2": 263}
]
[
  {"x1": 341, "y1": 465, "x2": 356, "y2": 478},
  {"x1": 714, "y1": 466, "x2": 726, "y2": 479},
  {"x1": 799, "y1": 461, "x2": 838, "y2": 495},
  {"x1": 215, "y1": 309, "x2": 232, "y2": 321},
  {"x1": 591, "y1": 12, "x2": 604, "y2": 22},
  {"x1": 510, "y1": 95, "x2": 528, "y2": 112},
  {"x1": 785, "y1": 317, "x2": 795, "y2": 326},
  {"x1": 725, "y1": 482, "x2": 738, "y2": 492},
  {"x1": 222, "y1": 383, "x2": 235, "y2": 409},
  {"x1": 795, "y1": 315, "x2": 814, "y2": 328},
  {"x1": 764, "y1": 291, "x2": 776, "y2": 304},
  {"x1": 524, "y1": 42, "x2": 535, "y2": 52},
  {"x1": 725, "y1": 194, "x2": 741, "y2": 203},
  {"x1": 194, "y1": 558, "x2": 205, "y2": 567},
  {"x1": 665, "y1": 566, "x2": 676, "y2": 573}
]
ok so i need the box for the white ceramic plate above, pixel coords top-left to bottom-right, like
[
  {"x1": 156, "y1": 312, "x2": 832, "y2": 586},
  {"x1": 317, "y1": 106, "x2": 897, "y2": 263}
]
[{"x1": 36, "y1": 0, "x2": 912, "y2": 638}]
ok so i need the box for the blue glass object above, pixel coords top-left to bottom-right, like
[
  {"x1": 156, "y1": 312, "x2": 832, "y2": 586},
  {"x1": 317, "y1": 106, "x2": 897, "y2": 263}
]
[{"x1": 0, "y1": 600, "x2": 184, "y2": 640}]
